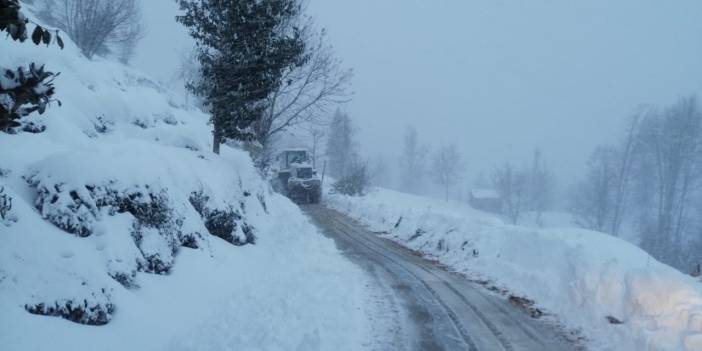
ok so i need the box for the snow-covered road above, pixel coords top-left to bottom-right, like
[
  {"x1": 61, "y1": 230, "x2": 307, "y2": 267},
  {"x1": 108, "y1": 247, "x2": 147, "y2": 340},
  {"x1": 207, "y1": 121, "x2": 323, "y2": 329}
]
[{"x1": 305, "y1": 205, "x2": 581, "y2": 351}]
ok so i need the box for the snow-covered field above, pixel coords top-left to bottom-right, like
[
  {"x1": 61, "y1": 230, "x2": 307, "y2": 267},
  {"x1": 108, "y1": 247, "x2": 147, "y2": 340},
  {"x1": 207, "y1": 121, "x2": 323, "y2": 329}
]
[
  {"x1": 326, "y1": 187, "x2": 702, "y2": 351},
  {"x1": 0, "y1": 13, "x2": 371, "y2": 351}
]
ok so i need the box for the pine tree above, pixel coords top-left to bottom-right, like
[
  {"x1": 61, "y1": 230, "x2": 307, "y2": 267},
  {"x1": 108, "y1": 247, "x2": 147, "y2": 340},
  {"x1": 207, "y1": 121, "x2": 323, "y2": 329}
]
[
  {"x1": 177, "y1": 0, "x2": 306, "y2": 154},
  {"x1": 325, "y1": 109, "x2": 355, "y2": 178},
  {"x1": 399, "y1": 126, "x2": 429, "y2": 193}
]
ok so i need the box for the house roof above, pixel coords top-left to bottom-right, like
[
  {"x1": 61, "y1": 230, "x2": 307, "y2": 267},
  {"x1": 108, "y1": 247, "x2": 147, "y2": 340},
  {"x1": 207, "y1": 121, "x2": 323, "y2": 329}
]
[{"x1": 470, "y1": 189, "x2": 500, "y2": 199}]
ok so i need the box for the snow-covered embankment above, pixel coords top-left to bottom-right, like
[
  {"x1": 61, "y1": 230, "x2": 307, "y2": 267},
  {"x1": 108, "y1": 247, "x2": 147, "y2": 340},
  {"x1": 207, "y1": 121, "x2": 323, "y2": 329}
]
[
  {"x1": 0, "y1": 15, "x2": 369, "y2": 350},
  {"x1": 327, "y1": 188, "x2": 702, "y2": 351}
]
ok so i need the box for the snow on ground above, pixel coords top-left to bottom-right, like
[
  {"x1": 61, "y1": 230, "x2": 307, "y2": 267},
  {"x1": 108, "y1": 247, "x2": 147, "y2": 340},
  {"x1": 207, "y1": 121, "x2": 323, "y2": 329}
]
[
  {"x1": 326, "y1": 186, "x2": 702, "y2": 351},
  {"x1": 519, "y1": 210, "x2": 577, "y2": 229},
  {"x1": 0, "y1": 11, "x2": 372, "y2": 351},
  {"x1": 517, "y1": 211, "x2": 643, "y2": 248}
]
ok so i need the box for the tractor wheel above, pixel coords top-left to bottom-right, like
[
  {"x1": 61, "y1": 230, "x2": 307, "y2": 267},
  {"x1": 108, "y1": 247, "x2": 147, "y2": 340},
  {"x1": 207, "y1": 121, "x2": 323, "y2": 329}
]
[{"x1": 309, "y1": 187, "x2": 322, "y2": 204}]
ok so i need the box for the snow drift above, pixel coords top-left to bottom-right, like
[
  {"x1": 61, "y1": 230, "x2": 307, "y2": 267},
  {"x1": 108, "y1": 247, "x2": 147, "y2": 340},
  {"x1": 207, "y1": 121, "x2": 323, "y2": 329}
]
[
  {"x1": 0, "y1": 10, "x2": 370, "y2": 351},
  {"x1": 327, "y1": 187, "x2": 702, "y2": 351}
]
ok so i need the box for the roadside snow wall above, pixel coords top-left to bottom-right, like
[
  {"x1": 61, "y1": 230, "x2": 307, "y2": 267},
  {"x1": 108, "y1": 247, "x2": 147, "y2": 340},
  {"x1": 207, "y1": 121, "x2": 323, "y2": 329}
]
[{"x1": 327, "y1": 188, "x2": 702, "y2": 351}]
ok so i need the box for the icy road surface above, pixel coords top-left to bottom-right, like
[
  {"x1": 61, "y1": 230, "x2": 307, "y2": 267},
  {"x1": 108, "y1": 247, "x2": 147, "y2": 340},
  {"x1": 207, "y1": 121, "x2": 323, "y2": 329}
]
[{"x1": 305, "y1": 205, "x2": 581, "y2": 351}]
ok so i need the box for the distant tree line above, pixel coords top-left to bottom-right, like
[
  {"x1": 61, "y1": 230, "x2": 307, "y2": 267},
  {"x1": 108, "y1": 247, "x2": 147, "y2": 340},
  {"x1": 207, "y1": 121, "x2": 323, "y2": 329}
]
[
  {"x1": 570, "y1": 96, "x2": 702, "y2": 271},
  {"x1": 490, "y1": 150, "x2": 555, "y2": 225},
  {"x1": 397, "y1": 126, "x2": 468, "y2": 202},
  {"x1": 394, "y1": 124, "x2": 554, "y2": 223}
]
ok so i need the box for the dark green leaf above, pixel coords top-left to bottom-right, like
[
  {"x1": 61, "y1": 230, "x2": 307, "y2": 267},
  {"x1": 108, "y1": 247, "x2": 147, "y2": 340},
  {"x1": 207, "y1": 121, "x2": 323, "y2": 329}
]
[
  {"x1": 31, "y1": 26, "x2": 42, "y2": 45},
  {"x1": 56, "y1": 32, "x2": 64, "y2": 49},
  {"x1": 41, "y1": 28, "x2": 51, "y2": 45}
]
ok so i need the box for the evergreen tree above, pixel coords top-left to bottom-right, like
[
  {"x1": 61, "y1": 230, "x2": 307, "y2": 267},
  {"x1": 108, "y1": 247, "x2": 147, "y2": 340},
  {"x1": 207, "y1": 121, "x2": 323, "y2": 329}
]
[
  {"x1": 325, "y1": 109, "x2": 354, "y2": 178},
  {"x1": 399, "y1": 126, "x2": 429, "y2": 193},
  {"x1": 177, "y1": 0, "x2": 306, "y2": 154}
]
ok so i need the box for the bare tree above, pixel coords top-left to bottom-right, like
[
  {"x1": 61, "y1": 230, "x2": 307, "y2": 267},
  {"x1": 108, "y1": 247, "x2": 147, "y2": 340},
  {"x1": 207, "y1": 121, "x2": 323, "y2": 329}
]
[
  {"x1": 526, "y1": 149, "x2": 555, "y2": 227},
  {"x1": 307, "y1": 127, "x2": 325, "y2": 169},
  {"x1": 251, "y1": 22, "x2": 353, "y2": 169},
  {"x1": 399, "y1": 126, "x2": 430, "y2": 193},
  {"x1": 609, "y1": 109, "x2": 644, "y2": 235},
  {"x1": 431, "y1": 144, "x2": 464, "y2": 202},
  {"x1": 570, "y1": 110, "x2": 642, "y2": 235},
  {"x1": 173, "y1": 48, "x2": 204, "y2": 107},
  {"x1": 570, "y1": 145, "x2": 620, "y2": 232},
  {"x1": 38, "y1": 0, "x2": 144, "y2": 61},
  {"x1": 635, "y1": 96, "x2": 702, "y2": 268},
  {"x1": 491, "y1": 162, "x2": 528, "y2": 224}
]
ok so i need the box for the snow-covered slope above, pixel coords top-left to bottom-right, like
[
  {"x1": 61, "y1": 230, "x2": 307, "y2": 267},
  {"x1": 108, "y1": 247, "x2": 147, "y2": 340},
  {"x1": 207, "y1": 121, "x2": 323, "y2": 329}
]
[
  {"x1": 0, "y1": 16, "x2": 371, "y2": 351},
  {"x1": 327, "y1": 187, "x2": 702, "y2": 351}
]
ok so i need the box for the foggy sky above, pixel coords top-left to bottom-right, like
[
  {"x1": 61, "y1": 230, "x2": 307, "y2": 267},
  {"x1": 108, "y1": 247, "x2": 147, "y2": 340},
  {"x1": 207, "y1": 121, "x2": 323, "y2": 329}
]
[
  {"x1": 307, "y1": 0, "x2": 702, "y2": 184},
  {"x1": 134, "y1": 0, "x2": 702, "y2": 192}
]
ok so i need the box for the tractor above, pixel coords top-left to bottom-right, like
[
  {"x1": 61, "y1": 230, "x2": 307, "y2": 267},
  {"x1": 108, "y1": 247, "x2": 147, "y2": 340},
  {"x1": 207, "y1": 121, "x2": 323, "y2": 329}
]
[{"x1": 273, "y1": 149, "x2": 322, "y2": 204}]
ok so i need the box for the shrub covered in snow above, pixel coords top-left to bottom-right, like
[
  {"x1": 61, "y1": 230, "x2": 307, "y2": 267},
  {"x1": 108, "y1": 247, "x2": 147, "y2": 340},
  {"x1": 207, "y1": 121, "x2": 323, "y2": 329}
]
[
  {"x1": 0, "y1": 185, "x2": 11, "y2": 221},
  {"x1": 332, "y1": 160, "x2": 371, "y2": 196},
  {"x1": 25, "y1": 287, "x2": 115, "y2": 326},
  {"x1": 26, "y1": 162, "x2": 262, "y2": 280},
  {"x1": 0, "y1": 0, "x2": 64, "y2": 130},
  {"x1": 190, "y1": 190, "x2": 255, "y2": 245},
  {"x1": 29, "y1": 177, "x2": 98, "y2": 237}
]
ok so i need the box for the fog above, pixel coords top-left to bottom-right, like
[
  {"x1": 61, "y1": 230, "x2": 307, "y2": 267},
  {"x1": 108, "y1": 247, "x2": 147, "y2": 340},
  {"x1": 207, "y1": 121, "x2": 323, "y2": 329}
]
[
  {"x1": 307, "y1": 0, "x2": 702, "y2": 186},
  {"x1": 133, "y1": 0, "x2": 702, "y2": 201},
  {"x1": 8, "y1": 1, "x2": 702, "y2": 346}
]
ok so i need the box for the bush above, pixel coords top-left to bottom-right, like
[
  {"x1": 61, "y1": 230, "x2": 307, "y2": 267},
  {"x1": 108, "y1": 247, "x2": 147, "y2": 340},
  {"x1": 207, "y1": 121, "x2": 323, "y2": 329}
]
[
  {"x1": 1, "y1": 0, "x2": 63, "y2": 131},
  {"x1": 189, "y1": 190, "x2": 256, "y2": 246},
  {"x1": 28, "y1": 178, "x2": 205, "y2": 278},
  {"x1": 31, "y1": 180, "x2": 98, "y2": 237},
  {"x1": 1, "y1": 64, "x2": 60, "y2": 131},
  {"x1": 332, "y1": 160, "x2": 371, "y2": 196},
  {"x1": 0, "y1": 186, "x2": 11, "y2": 221},
  {"x1": 24, "y1": 288, "x2": 115, "y2": 325}
]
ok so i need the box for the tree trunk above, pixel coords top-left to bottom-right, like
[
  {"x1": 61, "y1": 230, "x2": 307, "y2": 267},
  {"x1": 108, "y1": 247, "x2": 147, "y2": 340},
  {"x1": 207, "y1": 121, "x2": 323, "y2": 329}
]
[
  {"x1": 611, "y1": 113, "x2": 640, "y2": 236},
  {"x1": 213, "y1": 133, "x2": 222, "y2": 155}
]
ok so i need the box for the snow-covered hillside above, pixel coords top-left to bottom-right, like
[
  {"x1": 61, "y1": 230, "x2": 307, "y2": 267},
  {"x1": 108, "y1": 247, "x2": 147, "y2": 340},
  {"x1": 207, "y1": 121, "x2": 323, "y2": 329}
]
[
  {"x1": 327, "y1": 187, "x2": 702, "y2": 351},
  {"x1": 0, "y1": 14, "x2": 371, "y2": 351}
]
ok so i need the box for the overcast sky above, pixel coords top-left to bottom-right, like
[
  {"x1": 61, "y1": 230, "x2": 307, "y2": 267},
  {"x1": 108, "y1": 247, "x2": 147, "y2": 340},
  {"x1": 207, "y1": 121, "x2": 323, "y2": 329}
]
[
  {"x1": 135, "y1": 0, "x2": 702, "y2": 189},
  {"x1": 307, "y1": 0, "x2": 702, "y2": 183}
]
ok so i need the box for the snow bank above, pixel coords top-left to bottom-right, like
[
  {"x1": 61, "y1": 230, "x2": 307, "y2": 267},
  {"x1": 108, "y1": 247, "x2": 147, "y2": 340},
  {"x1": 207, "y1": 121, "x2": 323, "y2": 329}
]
[
  {"x1": 0, "y1": 11, "x2": 370, "y2": 350},
  {"x1": 327, "y1": 187, "x2": 702, "y2": 351}
]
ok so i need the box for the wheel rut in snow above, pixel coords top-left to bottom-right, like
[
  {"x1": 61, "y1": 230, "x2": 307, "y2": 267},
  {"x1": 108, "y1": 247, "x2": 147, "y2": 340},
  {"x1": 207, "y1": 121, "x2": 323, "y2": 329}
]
[
  {"x1": 304, "y1": 205, "x2": 582, "y2": 351},
  {"x1": 327, "y1": 215, "x2": 479, "y2": 351}
]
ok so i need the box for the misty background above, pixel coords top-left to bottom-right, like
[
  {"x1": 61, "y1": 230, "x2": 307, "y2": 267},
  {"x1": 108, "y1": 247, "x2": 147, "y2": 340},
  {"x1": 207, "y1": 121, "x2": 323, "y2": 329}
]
[{"x1": 132, "y1": 0, "x2": 702, "y2": 204}]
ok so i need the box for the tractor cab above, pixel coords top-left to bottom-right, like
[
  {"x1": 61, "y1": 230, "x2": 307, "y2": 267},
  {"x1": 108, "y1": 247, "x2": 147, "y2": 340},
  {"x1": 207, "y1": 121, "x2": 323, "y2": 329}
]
[
  {"x1": 274, "y1": 149, "x2": 322, "y2": 204},
  {"x1": 277, "y1": 149, "x2": 313, "y2": 179}
]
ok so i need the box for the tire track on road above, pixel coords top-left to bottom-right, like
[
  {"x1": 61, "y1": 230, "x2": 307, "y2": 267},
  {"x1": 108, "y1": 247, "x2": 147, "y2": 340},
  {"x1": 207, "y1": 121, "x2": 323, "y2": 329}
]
[{"x1": 321, "y1": 211, "x2": 480, "y2": 351}]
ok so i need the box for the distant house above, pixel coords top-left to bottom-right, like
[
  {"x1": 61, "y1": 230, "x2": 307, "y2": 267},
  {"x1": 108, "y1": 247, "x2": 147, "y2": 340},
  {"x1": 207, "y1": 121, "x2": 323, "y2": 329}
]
[{"x1": 468, "y1": 189, "x2": 501, "y2": 213}]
